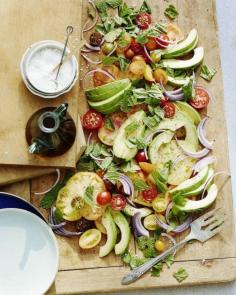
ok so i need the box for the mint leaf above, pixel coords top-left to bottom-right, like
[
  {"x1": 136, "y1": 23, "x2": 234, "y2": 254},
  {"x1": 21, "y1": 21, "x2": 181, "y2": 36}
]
[
  {"x1": 164, "y1": 4, "x2": 179, "y2": 20},
  {"x1": 120, "y1": 160, "x2": 140, "y2": 173},
  {"x1": 136, "y1": 33, "x2": 149, "y2": 45},
  {"x1": 97, "y1": 157, "x2": 113, "y2": 170},
  {"x1": 118, "y1": 56, "x2": 130, "y2": 71},
  {"x1": 102, "y1": 56, "x2": 119, "y2": 65},
  {"x1": 95, "y1": 0, "x2": 108, "y2": 14},
  {"x1": 173, "y1": 267, "x2": 188, "y2": 283},
  {"x1": 104, "y1": 168, "x2": 120, "y2": 183},
  {"x1": 133, "y1": 179, "x2": 150, "y2": 191},
  {"x1": 200, "y1": 64, "x2": 217, "y2": 81},
  {"x1": 182, "y1": 78, "x2": 195, "y2": 101}
]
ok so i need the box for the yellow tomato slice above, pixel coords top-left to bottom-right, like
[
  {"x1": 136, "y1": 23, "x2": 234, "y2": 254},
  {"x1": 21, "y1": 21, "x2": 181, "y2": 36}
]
[{"x1": 79, "y1": 229, "x2": 102, "y2": 249}]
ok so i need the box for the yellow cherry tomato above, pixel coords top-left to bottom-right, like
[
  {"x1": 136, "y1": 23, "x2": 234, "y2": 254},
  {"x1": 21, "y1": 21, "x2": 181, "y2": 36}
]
[
  {"x1": 79, "y1": 229, "x2": 102, "y2": 249},
  {"x1": 144, "y1": 214, "x2": 159, "y2": 231},
  {"x1": 155, "y1": 239, "x2": 166, "y2": 252}
]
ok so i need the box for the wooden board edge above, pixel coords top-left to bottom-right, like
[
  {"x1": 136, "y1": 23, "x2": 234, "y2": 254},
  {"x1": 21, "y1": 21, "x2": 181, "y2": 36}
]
[{"x1": 52, "y1": 257, "x2": 236, "y2": 295}]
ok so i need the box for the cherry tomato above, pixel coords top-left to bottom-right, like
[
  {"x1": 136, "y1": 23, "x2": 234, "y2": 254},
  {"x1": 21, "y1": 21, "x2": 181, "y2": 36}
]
[
  {"x1": 156, "y1": 34, "x2": 170, "y2": 49},
  {"x1": 189, "y1": 86, "x2": 210, "y2": 109},
  {"x1": 124, "y1": 48, "x2": 135, "y2": 60},
  {"x1": 135, "y1": 12, "x2": 152, "y2": 29},
  {"x1": 142, "y1": 185, "x2": 158, "y2": 202},
  {"x1": 132, "y1": 55, "x2": 146, "y2": 63},
  {"x1": 130, "y1": 38, "x2": 144, "y2": 54},
  {"x1": 110, "y1": 194, "x2": 127, "y2": 211},
  {"x1": 145, "y1": 37, "x2": 158, "y2": 51},
  {"x1": 82, "y1": 110, "x2": 103, "y2": 130},
  {"x1": 97, "y1": 191, "x2": 111, "y2": 206},
  {"x1": 164, "y1": 102, "x2": 176, "y2": 118},
  {"x1": 135, "y1": 150, "x2": 148, "y2": 162},
  {"x1": 93, "y1": 71, "x2": 111, "y2": 87},
  {"x1": 111, "y1": 111, "x2": 127, "y2": 128},
  {"x1": 160, "y1": 96, "x2": 169, "y2": 108},
  {"x1": 153, "y1": 68, "x2": 168, "y2": 85}
]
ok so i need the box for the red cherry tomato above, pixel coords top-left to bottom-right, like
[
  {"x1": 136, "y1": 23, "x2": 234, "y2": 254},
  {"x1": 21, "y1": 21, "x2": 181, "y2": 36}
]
[
  {"x1": 142, "y1": 185, "x2": 158, "y2": 202},
  {"x1": 160, "y1": 96, "x2": 169, "y2": 108},
  {"x1": 145, "y1": 37, "x2": 158, "y2": 51},
  {"x1": 111, "y1": 111, "x2": 127, "y2": 128},
  {"x1": 189, "y1": 86, "x2": 210, "y2": 109},
  {"x1": 97, "y1": 191, "x2": 112, "y2": 206},
  {"x1": 135, "y1": 12, "x2": 152, "y2": 29},
  {"x1": 156, "y1": 34, "x2": 170, "y2": 49},
  {"x1": 135, "y1": 150, "x2": 148, "y2": 163},
  {"x1": 110, "y1": 194, "x2": 127, "y2": 211},
  {"x1": 82, "y1": 110, "x2": 103, "y2": 130},
  {"x1": 124, "y1": 48, "x2": 135, "y2": 60},
  {"x1": 130, "y1": 38, "x2": 144, "y2": 54},
  {"x1": 163, "y1": 102, "x2": 176, "y2": 118}
]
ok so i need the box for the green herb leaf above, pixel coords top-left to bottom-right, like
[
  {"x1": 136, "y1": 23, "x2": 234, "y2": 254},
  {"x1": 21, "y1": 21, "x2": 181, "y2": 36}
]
[
  {"x1": 121, "y1": 251, "x2": 132, "y2": 264},
  {"x1": 118, "y1": 56, "x2": 131, "y2": 71},
  {"x1": 200, "y1": 64, "x2": 217, "y2": 81},
  {"x1": 139, "y1": 0, "x2": 151, "y2": 14},
  {"x1": 104, "y1": 168, "x2": 120, "y2": 183},
  {"x1": 172, "y1": 193, "x2": 187, "y2": 207},
  {"x1": 102, "y1": 56, "x2": 119, "y2": 65},
  {"x1": 97, "y1": 157, "x2": 113, "y2": 170},
  {"x1": 136, "y1": 33, "x2": 149, "y2": 45},
  {"x1": 173, "y1": 267, "x2": 189, "y2": 283},
  {"x1": 164, "y1": 254, "x2": 175, "y2": 268},
  {"x1": 40, "y1": 171, "x2": 74, "y2": 209},
  {"x1": 104, "y1": 117, "x2": 115, "y2": 130},
  {"x1": 151, "y1": 262, "x2": 163, "y2": 277},
  {"x1": 137, "y1": 236, "x2": 157, "y2": 258},
  {"x1": 130, "y1": 256, "x2": 150, "y2": 269},
  {"x1": 95, "y1": 0, "x2": 108, "y2": 14},
  {"x1": 106, "y1": 0, "x2": 122, "y2": 8},
  {"x1": 84, "y1": 185, "x2": 98, "y2": 209},
  {"x1": 182, "y1": 78, "x2": 195, "y2": 101},
  {"x1": 120, "y1": 160, "x2": 140, "y2": 173},
  {"x1": 133, "y1": 179, "x2": 150, "y2": 191},
  {"x1": 125, "y1": 120, "x2": 139, "y2": 135},
  {"x1": 164, "y1": 4, "x2": 179, "y2": 20},
  {"x1": 154, "y1": 23, "x2": 168, "y2": 34}
]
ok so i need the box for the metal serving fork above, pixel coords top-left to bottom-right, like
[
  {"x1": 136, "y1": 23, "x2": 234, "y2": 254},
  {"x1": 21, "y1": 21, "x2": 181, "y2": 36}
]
[{"x1": 122, "y1": 208, "x2": 225, "y2": 285}]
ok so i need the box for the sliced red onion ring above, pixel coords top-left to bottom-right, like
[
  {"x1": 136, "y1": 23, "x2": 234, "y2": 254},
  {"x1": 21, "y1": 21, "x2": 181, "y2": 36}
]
[
  {"x1": 155, "y1": 38, "x2": 169, "y2": 49},
  {"x1": 49, "y1": 222, "x2": 67, "y2": 230},
  {"x1": 197, "y1": 117, "x2": 214, "y2": 149},
  {"x1": 81, "y1": 48, "x2": 93, "y2": 53},
  {"x1": 49, "y1": 207, "x2": 82, "y2": 237},
  {"x1": 85, "y1": 43, "x2": 101, "y2": 51},
  {"x1": 144, "y1": 45, "x2": 153, "y2": 62},
  {"x1": 106, "y1": 43, "x2": 118, "y2": 57},
  {"x1": 81, "y1": 54, "x2": 102, "y2": 65},
  {"x1": 161, "y1": 232, "x2": 177, "y2": 255},
  {"x1": 193, "y1": 156, "x2": 217, "y2": 174},
  {"x1": 119, "y1": 173, "x2": 134, "y2": 196},
  {"x1": 201, "y1": 171, "x2": 231, "y2": 200},
  {"x1": 87, "y1": 132, "x2": 93, "y2": 146},
  {"x1": 132, "y1": 212, "x2": 149, "y2": 238},
  {"x1": 82, "y1": 69, "x2": 115, "y2": 90},
  {"x1": 176, "y1": 137, "x2": 210, "y2": 159},
  {"x1": 195, "y1": 85, "x2": 214, "y2": 103},
  {"x1": 156, "y1": 36, "x2": 177, "y2": 45},
  {"x1": 34, "y1": 169, "x2": 61, "y2": 196},
  {"x1": 82, "y1": 0, "x2": 98, "y2": 33},
  {"x1": 164, "y1": 91, "x2": 184, "y2": 101}
]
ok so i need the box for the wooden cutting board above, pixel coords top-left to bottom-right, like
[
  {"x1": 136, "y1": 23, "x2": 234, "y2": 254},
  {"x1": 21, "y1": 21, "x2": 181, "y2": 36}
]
[
  {"x1": 2, "y1": 0, "x2": 236, "y2": 294},
  {"x1": 0, "y1": 0, "x2": 83, "y2": 168}
]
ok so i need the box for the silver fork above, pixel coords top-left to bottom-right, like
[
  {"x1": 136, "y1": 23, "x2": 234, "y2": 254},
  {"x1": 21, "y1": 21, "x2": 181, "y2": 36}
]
[{"x1": 122, "y1": 208, "x2": 225, "y2": 285}]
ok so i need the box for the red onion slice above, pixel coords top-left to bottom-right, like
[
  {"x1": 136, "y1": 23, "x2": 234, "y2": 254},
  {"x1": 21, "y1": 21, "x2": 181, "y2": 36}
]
[
  {"x1": 164, "y1": 91, "x2": 184, "y2": 101},
  {"x1": 132, "y1": 212, "x2": 149, "y2": 238},
  {"x1": 155, "y1": 38, "x2": 169, "y2": 49},
  {"x1": 144, "y1": 45, "x2": 153, "y2": 62},
  {"x1": 82, "y1": 69, "x2": 115, "y2": 90},
  {"x1": 82, "y1": 0, "x2": 98, "y2": 33},
  {"x1": 107, "y1": 43, "x2": 118, "y2": 57},
  {"x1": 34, "y1": 169, "x2": 61, "y2": 196},
  {"x1": 156, "y1": 36, "x2": 177, "y2": 45},
  {"x1": 85, "y1": 43, "x2": 101, "y2": 51},
  {"x1": 81, "y1": 48, "x2": 93, "y2": 53},
  {"x1": 81, "y1": 54, "x2": 102, "y2": 65},
  {"x1": 176, "y1": 137, "x2": 210, "y2": 159},
  {"x1": 156, "y1": 212, "x2": 192, "y2": 233},
  {"x1": 197, "y1": 117, "x2": 214, "y2": 149},
  {"x1": 119, "y1": 173, "x2": 134, "y2": 196},
  {"x1": 193, "y1": 156, "x2": 217, "y2": 174}
]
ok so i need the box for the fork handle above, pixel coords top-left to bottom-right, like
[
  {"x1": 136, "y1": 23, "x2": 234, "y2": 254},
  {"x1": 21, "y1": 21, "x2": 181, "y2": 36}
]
[{"x1": 121, "y1": 236, "x2": 192, "y2": 285}]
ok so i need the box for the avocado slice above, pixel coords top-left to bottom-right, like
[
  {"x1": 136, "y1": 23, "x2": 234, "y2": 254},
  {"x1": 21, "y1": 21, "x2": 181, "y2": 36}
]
[
  {"x1": 85, "y1": 79, "x2": 130, "y2": 102},
  {"x1": 170, "y1": 166, "x2": 209, "y2": 196},
  {"x1": 111, "y1": 210, "x2": 131, "y2": 255},
  {"x1": 148, "y1": 131, "x2": 174, "y2": 164},
  {"x1": 177, "y1": 183, "x2": 218, "y2": 212},
  {"x1": 162, "y1": 47, "x2": 204, "y2": 69},
  {"x1": 163, "y1": 29, "x2": 198, "y2": 59},
  {"x1": 99, "y1": 209, "x2": 118, "y2": 258},
  {"x1": 88, "y1": 83, "x2": 131, "y2": 114},
  {"x1": 167, "y1": 76, "x2": 189, "y2": 86},
  {"x1": 123, "y1": 204, "x2": 153, "y2": 217},
  {"x1": 113, "y1": 110, "x2": 146, "y2": 161},
  {"x1": 175, "y1": 101, "x2": 201, "y2": 125}
]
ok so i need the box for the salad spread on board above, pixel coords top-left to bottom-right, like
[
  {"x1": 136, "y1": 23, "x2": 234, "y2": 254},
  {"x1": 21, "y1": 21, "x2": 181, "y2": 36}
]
[{"x1": 40, "y1": 0, "x2": 224, "y2": 281}]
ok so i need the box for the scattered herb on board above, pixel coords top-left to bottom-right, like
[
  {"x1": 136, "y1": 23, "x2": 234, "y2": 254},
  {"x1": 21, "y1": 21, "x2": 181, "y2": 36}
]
[
  {"x1": 40, "y1": 170, "x2": 74, "y2": 209},
  {"x1": 200, "y1": 64, "x2": 217, "y2": 81},
  {"x1": 164, "y1": 4, "x2": 179, "y2": 20},
  {"x1": 173, "y1": 267, "x2": 189, "y2": 283}
]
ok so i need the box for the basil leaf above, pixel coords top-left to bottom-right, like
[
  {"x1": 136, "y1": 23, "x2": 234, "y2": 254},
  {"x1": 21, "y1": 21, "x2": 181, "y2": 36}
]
[
  {"x1": 102, "y1": 56, "x2": 119, "y2": 65},
  {"x1": 120, "y1": 160, "x2": 140, "y2": 173},
  {"x1": 164, "y1": 4, "x2": 179, "y2": 20},
  {"x1": 200, "y1": 64, "x2": 217, "y2": 81}
]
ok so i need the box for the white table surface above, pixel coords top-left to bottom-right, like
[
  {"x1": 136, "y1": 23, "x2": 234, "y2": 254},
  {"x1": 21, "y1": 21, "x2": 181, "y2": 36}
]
[{"x1": 103, "y1": 1, "x2": 236, "y2": 294}]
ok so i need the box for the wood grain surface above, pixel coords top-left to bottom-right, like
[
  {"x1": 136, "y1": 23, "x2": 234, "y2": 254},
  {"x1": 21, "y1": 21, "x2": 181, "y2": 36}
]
[{"x1": 1, "y1": 0, "x2": 236, "y2": 294}]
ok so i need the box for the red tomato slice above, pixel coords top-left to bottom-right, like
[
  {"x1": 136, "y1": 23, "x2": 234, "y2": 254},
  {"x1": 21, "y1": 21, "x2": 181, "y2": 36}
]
[
  {"x1": 142, "y1": 185, "x2": 158, "y2": 202},
  {"x1": 135, "y1": 151, "x2": 148, "y2": 163},
  {"x1": 130, "y1": 38, "x2": 144, "y2": 54},
  {"x1": 110, "y1": 194, "x2": 127, "y2": 211},
  {"x1": 164, "y1": 102, "x2": 176, "y2": 118},
  {"x1": 189, "y1": 86, "x2": 210, "y2": 109},
  {"x1": 160, "y1": 96, "x2": 169, "y2": 108},
  {"x1": 97, "y1": 191, "x2": 111, "y2": 206},
  {"x1": 82, "y1": 110, "x2": 103, "y2": 130},
  {"x1": 135, "y1": 12, "x2": 152, "y2": 29}
]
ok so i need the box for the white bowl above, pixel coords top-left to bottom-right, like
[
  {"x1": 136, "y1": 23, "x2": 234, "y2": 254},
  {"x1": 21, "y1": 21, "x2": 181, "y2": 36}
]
[{"x1": 0, "y1": 208, "x2": 59, "y2": 295}]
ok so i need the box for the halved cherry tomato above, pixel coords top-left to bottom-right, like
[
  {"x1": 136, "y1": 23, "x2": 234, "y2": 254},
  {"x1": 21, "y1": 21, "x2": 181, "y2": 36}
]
[
  {"x1": 132, "y1": 55, "x2": 146, "y2": 63},
  {"x1": 82, "y1": 110, "x2": 103, "y2": 130},
  {"x1": 135, "y1": 150, "x2": 148, "y2": 163},
  {"x1": 160, "y1": 96, "x2": 169, "y2": 108},
  {"x1": 164, "y1": 102, "x2": 176, "y2": 118},
  {"x1": 156, "y1": 34, "x2": 170, "y2": 49},
  {"x1": 130, "y1": 38, "x2": 144, "y2": 54},
  {"x1": 110, "y1": 194, "x2": 127, "y2": 211},
  {"x1": 124, "y1": 48, "x2": 135, "y2": 60},
  {"x1": 111, "y1": 111, "x2": 127, "y2": 128},
  {"x1": 129, "y1": 60, "x2": 146, "y2": 75},
  {"x1": 97, "y1": 191, "x2": 111, "y2": 206},
  {"x1": 142, "y1": 185, "x2": 158, "y2": 202},
  {"x1": 135, "y1": 12, "x2": 152, "y2": 29},
  {"x1": 189, "y1": 86, "x2": 210, "y2": 109},
  {"x1": 93, "y1": 71, "x2": 111, "y2": 87},
  {"x1": 145, "y1": 37, "x2": 158, "y2": 51}
]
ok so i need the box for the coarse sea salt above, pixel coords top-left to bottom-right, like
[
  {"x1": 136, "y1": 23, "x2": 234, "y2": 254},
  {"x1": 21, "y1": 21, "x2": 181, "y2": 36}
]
[{"x1": 27, "y1": 46, "x2": 75, "y2": 93}]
